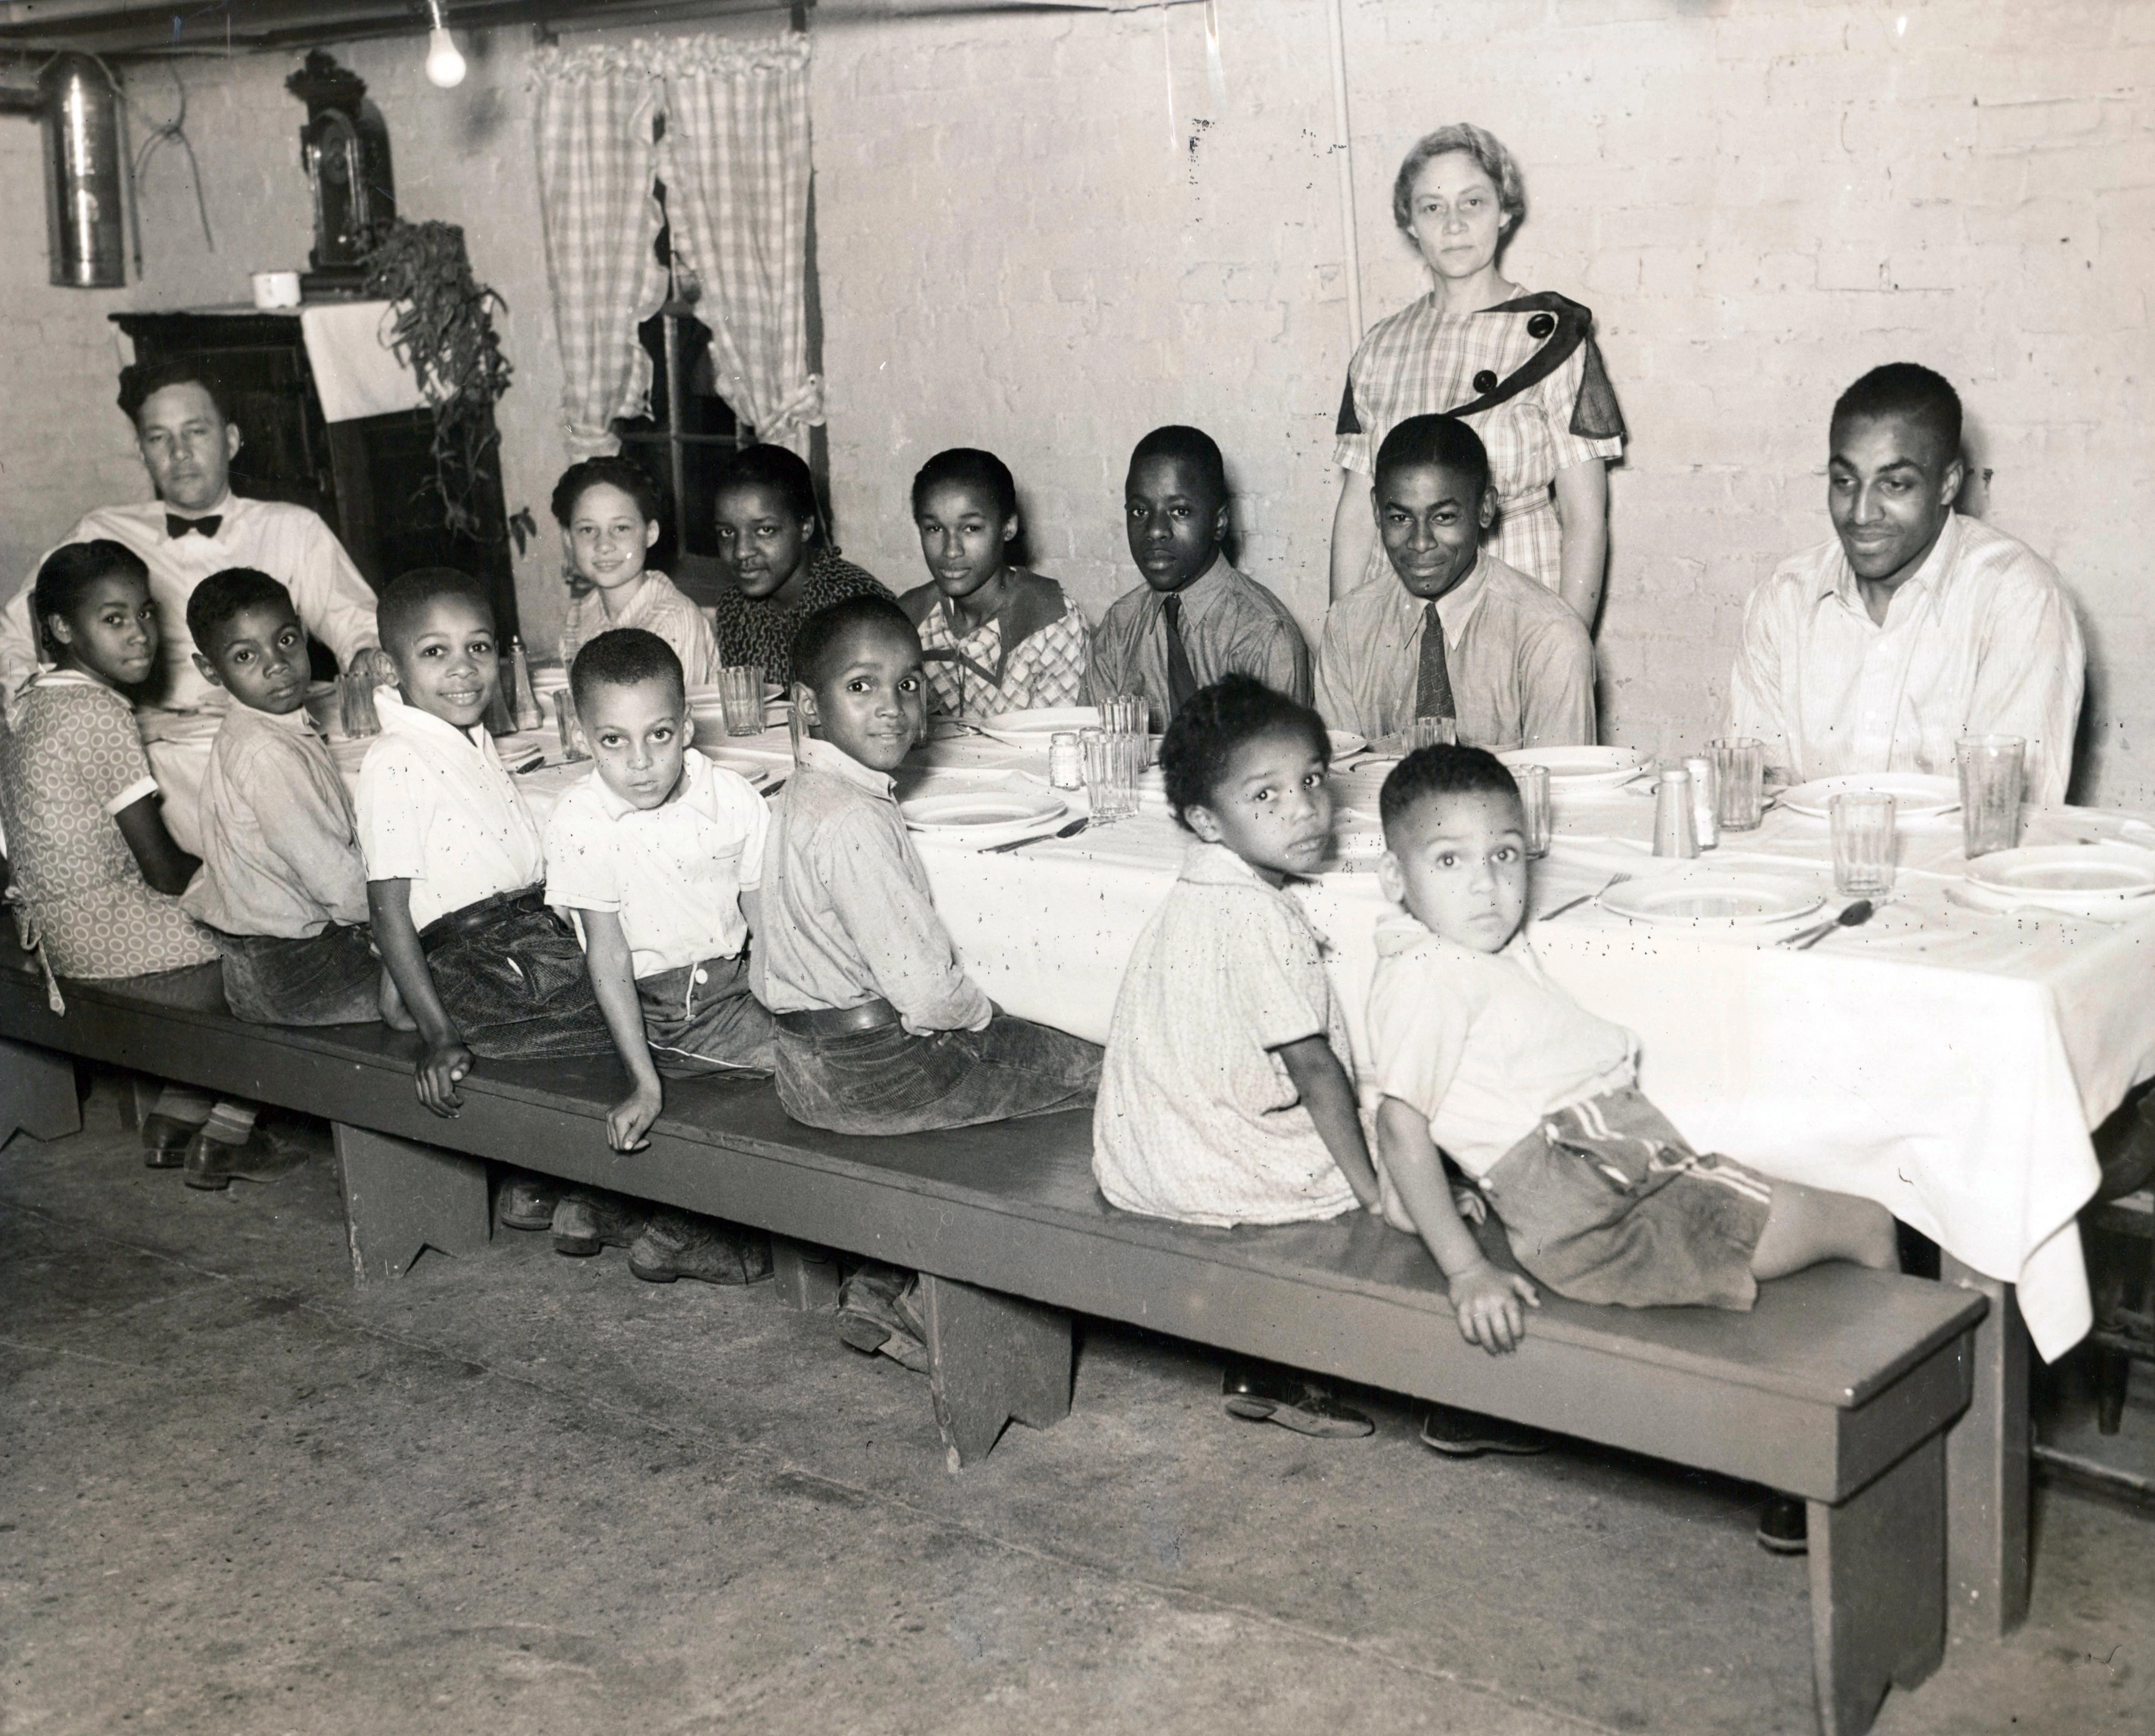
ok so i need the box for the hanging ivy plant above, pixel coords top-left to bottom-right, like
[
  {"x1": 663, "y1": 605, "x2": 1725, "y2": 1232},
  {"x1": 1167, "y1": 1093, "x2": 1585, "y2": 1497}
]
[{"x1": 361, "y1": 218, "x2": 535, "y2": 552}]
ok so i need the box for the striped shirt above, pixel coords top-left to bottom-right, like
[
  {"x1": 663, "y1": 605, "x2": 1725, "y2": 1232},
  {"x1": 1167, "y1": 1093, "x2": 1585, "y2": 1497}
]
[
  {"x1": 559, "y1": 571, "x2": 719, "y2": 687},
  {"x1": 1724, "y1": 513, "x2": 2085, "y2": 805},
  {"x1": 1085, "y1": 557, "x2": 1311, "y2": 718}
]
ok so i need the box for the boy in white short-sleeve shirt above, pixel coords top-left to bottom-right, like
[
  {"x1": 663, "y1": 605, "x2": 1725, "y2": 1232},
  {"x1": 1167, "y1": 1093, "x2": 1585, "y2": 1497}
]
[{"x1": 545, "y1": 628, "x2": 776, "y2": 1157}]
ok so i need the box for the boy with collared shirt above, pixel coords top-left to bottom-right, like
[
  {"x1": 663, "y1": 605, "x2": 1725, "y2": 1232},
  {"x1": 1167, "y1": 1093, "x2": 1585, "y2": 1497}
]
[
  {"x1": 753, "y1": 594, "x2": 1101, "y2": 1368},
  {"x1": 1086, "y1": 425, "x2": 1310, "y2": 725},
  {"x1": 358, "y1": 568, "x2": 612, "y2": 1118},
  {"x1": 1316, "y1": 414, "x2": 1594, "y2": 750},
  {"x1": 179, "y1": 567, "x2": 383, "y2": 1030}
]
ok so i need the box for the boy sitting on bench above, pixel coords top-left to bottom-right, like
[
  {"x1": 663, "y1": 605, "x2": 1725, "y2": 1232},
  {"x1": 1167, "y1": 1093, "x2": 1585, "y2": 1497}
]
[
  {"x1": 751, "y1": 594, "x2": 1101, "y2": 1368},
  {"x1": 357, "y1": 569, "x2": 612, "y2": 1117}
]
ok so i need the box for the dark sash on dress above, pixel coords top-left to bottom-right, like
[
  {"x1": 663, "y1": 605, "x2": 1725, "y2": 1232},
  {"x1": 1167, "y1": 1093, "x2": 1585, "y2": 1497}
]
[{"x1": 898, "y1": 569, "x2": 1069, "y2": 693}]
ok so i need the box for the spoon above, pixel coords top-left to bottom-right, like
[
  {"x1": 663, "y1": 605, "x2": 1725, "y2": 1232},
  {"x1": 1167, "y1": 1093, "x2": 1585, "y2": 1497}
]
[{"x1": 1782, "y1": 899, "x2": 1875, "y2": 950}]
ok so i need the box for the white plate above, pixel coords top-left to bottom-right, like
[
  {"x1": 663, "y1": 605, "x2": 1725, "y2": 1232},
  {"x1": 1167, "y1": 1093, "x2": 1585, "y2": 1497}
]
[
  {"x1": 1961, "y1": 844, "x2": 2155, "y2": 916},
  {"x1": 1779, "y1": 772, "x2": 1961, "y2": 821},
  {"x1": 979, "y1": 705, "x2": 1101, "y2": 746},
  {"x1": 1328, "y1": 730, "x2": 1366, "y2": 758},
  {"x1": 900, "y1": 789, "x2": 1068, "y2": 832},
  {"x1": 1602, "y1": 870, "x2": 1825, "y2": 927},
  {"x1": 1497, "y1": 746, "x2": 1648, "y2": 789}
]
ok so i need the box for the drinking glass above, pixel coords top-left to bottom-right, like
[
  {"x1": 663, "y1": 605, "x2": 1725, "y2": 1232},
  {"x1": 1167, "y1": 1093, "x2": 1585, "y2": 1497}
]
[
  {"x1": 1407, "y1": 715, "x2": 1457, "y2": 751},
  {"x1": 1710, "y1": 736, "x2": 1765, "y2": 832},
  {"x1": 1830, "y1": 791, "x2": 1897, "y2": 897},
  {"x1": 552, "y1": 688, "x2": 585, "y2": 760},
  {"x1": 1512, "y1": 762, "x2": 1551, "y2": 859},
  {"x1": 1956, "y1": 734, "x2": 2025, "y2": 859},
  {"x1": 337, "y1": 669, "x2": 381, "y2": 740},
  {"x1": 1082, "y1": 726, "x2": 1137, "y2": 823},
  {"x1": 717, "y1": 663, "x2": 765, "y2": 737},
  {"x1": 787, "y1": 684, "x2": 810, "y2": 765}
]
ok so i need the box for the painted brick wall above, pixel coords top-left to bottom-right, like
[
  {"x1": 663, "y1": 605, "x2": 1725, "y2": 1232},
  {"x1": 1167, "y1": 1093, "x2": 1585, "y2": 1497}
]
[{"x1": 811, "y1": 0, "x2": 2155, "y2": 804}]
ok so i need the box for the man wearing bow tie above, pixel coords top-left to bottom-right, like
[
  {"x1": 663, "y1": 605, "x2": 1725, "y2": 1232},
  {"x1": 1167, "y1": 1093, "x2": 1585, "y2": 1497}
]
[{"x1": 0, "y1": 362, "x2": 393, "y2": 849}]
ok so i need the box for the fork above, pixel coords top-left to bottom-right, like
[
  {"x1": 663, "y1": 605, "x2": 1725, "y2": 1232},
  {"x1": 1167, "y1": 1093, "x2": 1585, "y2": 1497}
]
[
  {"x1": 1537, "y1": 872, "x2": 1629, "y2": 923},
  {"x1": 981, "y1": 818, "x2": 1090, "y2": 854}
]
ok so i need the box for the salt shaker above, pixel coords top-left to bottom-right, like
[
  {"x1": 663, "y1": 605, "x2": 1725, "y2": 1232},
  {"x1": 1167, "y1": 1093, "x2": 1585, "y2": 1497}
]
[
  {"x1": 1654, "y1": 764, "x2": 1699, "y2": 858},
  {"x1": 1682, "y1": 754, "x2": 1719, "y2": 850},
  {"x1": 507, "y1": 636, "x2": 543, "y2": 732},
  {"x1": 1048, "y1": 730, "x2": 1084, "y2": 791}
]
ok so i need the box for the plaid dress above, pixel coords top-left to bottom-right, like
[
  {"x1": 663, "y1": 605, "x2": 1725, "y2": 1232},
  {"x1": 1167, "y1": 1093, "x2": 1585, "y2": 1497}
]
[
  {"x1": 709, "y1": 549, "x2": 891, "y2": 688},
  {"x1": 1336, "y1": 290, "x2": 1624, "y2": 591}
]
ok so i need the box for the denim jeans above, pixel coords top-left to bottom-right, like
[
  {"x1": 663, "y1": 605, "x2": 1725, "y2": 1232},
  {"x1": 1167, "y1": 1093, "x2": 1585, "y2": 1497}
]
[
  {"x1": 774, "y1": 1012, "x2": 1101, "y2": 1136},
  {"x1": 419, "y1": 889, "x2": 615, "y2": 1062},
  {"x1": 208, "y1": 923, "x2": 382, "y2": 1026},
  {"x1": 640, "y1": 954, "x2": 775, "y2": 1078}
]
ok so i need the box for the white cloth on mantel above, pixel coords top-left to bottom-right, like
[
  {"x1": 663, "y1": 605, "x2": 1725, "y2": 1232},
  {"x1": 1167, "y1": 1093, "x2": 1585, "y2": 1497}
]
[{"x1": 300, "y1": 301, "x2": 428, "y2": 423}]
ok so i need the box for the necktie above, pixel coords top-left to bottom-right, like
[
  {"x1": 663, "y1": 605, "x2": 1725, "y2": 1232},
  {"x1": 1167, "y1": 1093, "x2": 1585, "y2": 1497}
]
[
  {"x1": 1161, "y1": 593, "x2": 1200, "y2": 719},
  {"x1": 1415, "y1": 601, "x2": 1455, "y2": 721},
  {"x1": 166, "y1": 514, "x2": 222, "y2": 540}
]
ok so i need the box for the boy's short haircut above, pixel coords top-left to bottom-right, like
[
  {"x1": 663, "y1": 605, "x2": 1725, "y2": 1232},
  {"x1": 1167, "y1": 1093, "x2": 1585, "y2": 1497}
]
[
  {"x1": 1378, "y1": 743, "x2": 1523, "y2": 840},
  {"x1": 1158, "y1": 674, "x2": 1328, "y2": 830},
  {"x1": 186, "y1": 567, "x2": 295, "y2": 655},
  {"x1": 33, "y1": 540, "x2": 150, "y2": 656},
  {"x1": 1831, "y1": 361, "x2": 1962, "y2": 458},
  {"x1": 1374, "y1": 413, "x2": 1493, "y2": 501},
  {"x1": 716, "y1": 441, "x2": 820, "y2": 523},
  {"x1": 1128, "y1": 425, "x2": 1229, "y2": 507},
  {"x1": 569, "y1": 626, "x2": 685, "y2": 712},
  {"x1": 790, "y1": 594, "x2": 918, "y2": 694},
  {"x1": 550, "y1": 454, "x2": 664, "y2": 528},
  {"x1": 911, "y1": 447, "x2": 1018, "y2": 521},
  {"x1": 375, "y1": 567, "x2": 493, "y2": 656},
  {"x1": 117, "y1": 358, "x2": 234, "y2": 427}
]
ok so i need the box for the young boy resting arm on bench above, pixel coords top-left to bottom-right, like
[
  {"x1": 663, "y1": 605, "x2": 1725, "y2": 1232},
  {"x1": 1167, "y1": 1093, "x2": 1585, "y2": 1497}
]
[
  {"x1": 357, "y1": 568, "x2": 612, "y2": 1117},
  {"x1": 751, "y1": 594, "x2": 1102, "y2": 1368}
]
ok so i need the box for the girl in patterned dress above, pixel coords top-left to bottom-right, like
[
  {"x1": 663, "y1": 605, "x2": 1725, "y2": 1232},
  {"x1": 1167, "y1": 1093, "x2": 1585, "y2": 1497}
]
[
  {"x1": 552, "y1": 455, "x2": 719, "y2": 687},
  {"x1": 895, "y1": 448, "x2": 1088, "y2": 719},
  {"x1": 1329, "y1": 124, "x2": 1625, "y2": 625},
  {"x1": 0, "y1": 541, "x2": 267, "y2": 1176}
]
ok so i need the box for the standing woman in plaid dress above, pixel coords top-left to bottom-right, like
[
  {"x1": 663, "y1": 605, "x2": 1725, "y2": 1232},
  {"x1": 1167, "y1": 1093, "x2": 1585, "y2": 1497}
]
[{"x1": 1329, "y1": 125, "x2": 1625, "y2": 626}]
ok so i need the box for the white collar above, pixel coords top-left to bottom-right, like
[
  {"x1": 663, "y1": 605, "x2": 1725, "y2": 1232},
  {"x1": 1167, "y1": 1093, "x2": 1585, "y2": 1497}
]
[
  {"x1": 796, "y1": 734, "x2": 896, "y2": 799},
  {"x1": 372, "y1": 684, "x2": 494, "y2": 756}
]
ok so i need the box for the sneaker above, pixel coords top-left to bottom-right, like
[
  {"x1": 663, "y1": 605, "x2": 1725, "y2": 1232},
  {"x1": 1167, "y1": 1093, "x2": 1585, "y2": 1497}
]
[
  {"x1": 1756, "y1": 1493, "x2": 1809, "y2": 1555},
  {"x1": 627, "y1": 1210, "x2": 773, "y2": 1286},
  {"x1": 549, "y1": 1189, "x2": 650, "y2": 1257},
  {"x1": 499, "y1": 1174, "x2": 563, "y2": 1232},
  {"x1": 140, "y1": 1112, "x2": 198, "y2": 1169},
  {"x1": 182, "y1": 1125, "x2": 308, "y2": 1191},
  {"x1": 1418, "y1": 1404, "x2": 1553, "y2": 1458},
  {"x1": 836, "y1": 1265, "x2": 930, "y2": 1372},
  {"x1": 1222, "y1": 1362, "x2": 1374, "y2": 1439}
]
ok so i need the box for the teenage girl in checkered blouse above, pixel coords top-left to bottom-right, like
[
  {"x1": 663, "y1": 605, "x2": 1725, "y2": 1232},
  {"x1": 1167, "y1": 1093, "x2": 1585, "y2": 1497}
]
[{"x1": 1329, "y1": 124, "x2": 1626, "y2": 627}]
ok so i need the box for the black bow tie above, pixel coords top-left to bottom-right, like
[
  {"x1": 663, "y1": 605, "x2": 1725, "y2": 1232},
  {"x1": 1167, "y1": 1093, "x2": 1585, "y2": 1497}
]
[{"x1": 166, "y1": 514, "x2": 222, "y2": 540}]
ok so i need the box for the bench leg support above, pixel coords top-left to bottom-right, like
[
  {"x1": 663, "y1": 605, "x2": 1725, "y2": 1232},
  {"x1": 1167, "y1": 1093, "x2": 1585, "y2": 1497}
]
[
  {"x1": 771, "y1": 1238, "x2": 841, "y2": 1312},
  {"x1": 334, "y1": 1124, "x2": 490, "y2": 1284},
  {"x1": 0, "y1": 1037, "x2": 80, "y2": 1145},
  {"x1": 919, "y1": 1273, "x2": 1071, "y2": 1471},
  {"x1": 1809, "y1": 1434, "x2": 1947, "y2": 1736},
  {"x1": 1939, "y1": 1255, "x2": 2029, "y2": 1638}
]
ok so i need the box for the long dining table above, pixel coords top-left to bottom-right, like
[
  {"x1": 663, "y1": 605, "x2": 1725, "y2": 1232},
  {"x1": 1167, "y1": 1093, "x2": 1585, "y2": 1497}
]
[{"x1": 481, "y1": 715, "x2": 2154, "y2": 1637}]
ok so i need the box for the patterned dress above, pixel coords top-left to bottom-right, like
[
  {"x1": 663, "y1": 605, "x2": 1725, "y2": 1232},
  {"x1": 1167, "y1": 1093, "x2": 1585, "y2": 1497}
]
[
  {"x1": 0, "y1": 674, "x2": 216, "y2": 978},
  {"x1": 1335, "y1": 290, "x2": 1625, "y2": 591},
  {"x1": 708, "y1": 548, "x2": 890, "y2": 689},
  {"x1": 906, "y1": 573, "x2": 1089, "y2": 719}
]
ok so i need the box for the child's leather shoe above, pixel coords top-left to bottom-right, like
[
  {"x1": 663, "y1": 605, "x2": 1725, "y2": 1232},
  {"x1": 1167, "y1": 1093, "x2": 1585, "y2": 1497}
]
[{"x1": 628, "y1": 1210, "x2": 772, "y2": 1286}]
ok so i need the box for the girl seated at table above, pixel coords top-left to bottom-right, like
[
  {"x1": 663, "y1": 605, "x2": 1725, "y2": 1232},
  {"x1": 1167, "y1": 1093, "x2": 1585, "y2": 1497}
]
[
  {"x1": 553, "y1": 455, "x2": 719, "y2": 687},
  {"x1": 1093, "y1": 674, "x2": 1384, "y2": 1438},
  {"x1": 896, "y1": 447, "x2": 1088, "y2": 719}
]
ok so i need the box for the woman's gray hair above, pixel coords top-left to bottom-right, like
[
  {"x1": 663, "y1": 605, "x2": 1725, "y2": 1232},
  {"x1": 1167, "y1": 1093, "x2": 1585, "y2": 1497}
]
[{"x1": 1391, "y1": 124, "x2": 1527, "y2": 235}]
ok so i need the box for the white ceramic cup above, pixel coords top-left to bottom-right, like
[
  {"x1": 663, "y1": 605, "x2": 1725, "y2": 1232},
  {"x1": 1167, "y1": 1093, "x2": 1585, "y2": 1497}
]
[{"x1": 251, "y1": 270, "x2": 302, "y2": 310}]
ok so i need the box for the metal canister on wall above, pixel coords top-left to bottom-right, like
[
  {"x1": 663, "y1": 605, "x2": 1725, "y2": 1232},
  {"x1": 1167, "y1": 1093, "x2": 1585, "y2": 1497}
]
[{"x1": 41, "y1": 55, "x2": 126, "y2": 290}]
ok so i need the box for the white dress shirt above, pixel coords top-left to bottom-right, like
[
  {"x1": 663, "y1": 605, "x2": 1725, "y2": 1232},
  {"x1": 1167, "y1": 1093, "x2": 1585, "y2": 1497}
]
[
  {"x1": 354, "y1": 687, "x2": 545, "y2": 930},
  {"x1": 1724, "y1": 513, "x2": 2084, "y2": 804},
  {"x1": 0, "y1": 492, "x2": 380, "y2": 710}
]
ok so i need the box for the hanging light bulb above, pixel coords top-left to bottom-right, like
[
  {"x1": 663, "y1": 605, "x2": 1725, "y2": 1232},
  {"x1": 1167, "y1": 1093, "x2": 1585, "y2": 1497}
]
[{"x1": 424, "y1": 2, "x2": 466, "y2": 88}]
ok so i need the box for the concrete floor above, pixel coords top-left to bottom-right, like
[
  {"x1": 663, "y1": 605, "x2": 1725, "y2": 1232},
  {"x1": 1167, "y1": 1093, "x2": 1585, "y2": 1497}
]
[{"x1": 2, "y1": 1080, "x2": 2150, "y2": 1736}]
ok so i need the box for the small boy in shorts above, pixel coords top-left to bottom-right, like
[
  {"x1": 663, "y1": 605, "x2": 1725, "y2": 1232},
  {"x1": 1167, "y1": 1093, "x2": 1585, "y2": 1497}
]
[
  {"x1": 1094, "y1": 674, "x2": 1383, "y2": 1437},
  {"x1": 1366, "y1": 744, "x2": 1897, "y2": 1351},
  {"x1": 357, "y1": 568, "x2": 612, "y2": 1117},
  {"x1": 752, "y1": 593, "x2": 1101, "y2": 1367},
  {"x1": 530, "y1": 626, "x2": 775, "y2": 1286},
  {"x1": 180, "y1": 568, "x2": 385, "y2": 1031}
]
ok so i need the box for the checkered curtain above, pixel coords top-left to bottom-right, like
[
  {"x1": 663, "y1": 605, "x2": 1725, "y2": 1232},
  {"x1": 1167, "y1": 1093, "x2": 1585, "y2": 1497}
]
[
  {"x1": 531, "y1": 45, "x2": 670, "y2": 459},
  {"x1": 653, "y1": 35, "x2": 821, "y2": 457}
]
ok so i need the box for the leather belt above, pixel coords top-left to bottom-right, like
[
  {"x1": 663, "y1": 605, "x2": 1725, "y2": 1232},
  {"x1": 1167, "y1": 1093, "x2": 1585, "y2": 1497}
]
[{"x1": 773, "y1": 998, "x2": 900, "y2": 1038}]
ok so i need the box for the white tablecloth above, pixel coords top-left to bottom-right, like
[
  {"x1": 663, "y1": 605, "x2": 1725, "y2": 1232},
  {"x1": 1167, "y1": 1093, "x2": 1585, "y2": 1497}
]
[{"x1": 461, "y1": 729, "x2": 2146, "y2": 1361}]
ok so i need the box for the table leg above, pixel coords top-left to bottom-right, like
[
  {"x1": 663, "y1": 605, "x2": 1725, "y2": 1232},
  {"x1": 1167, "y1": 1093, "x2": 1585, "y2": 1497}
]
[
  {"x1": 0, "y1": 1035, "x2": 80, "y2": 1146},
  {"x1": 771, "y1": 1237, "x2": 841, "y2": 1312},
  {"x1": 1939, "y1": 1254, "x2": 2029, "y2": 1638}
]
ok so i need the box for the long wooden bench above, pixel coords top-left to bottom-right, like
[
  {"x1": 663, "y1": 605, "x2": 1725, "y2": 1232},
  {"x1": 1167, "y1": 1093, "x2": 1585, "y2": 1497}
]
[{"x1": 0, "y1": 958, "x2": 1984, "y2": 1736}]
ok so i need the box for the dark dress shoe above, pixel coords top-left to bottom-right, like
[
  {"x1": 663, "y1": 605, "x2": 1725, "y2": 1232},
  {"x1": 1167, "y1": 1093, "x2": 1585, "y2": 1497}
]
[
  {"x1": 1221, "y1": 1359, "x2": 1374, "y2": 1439},
  {"x1": 140, "y1": 1113, "x2": 198, "y2": 1167},
  {"x1": 628, "y1": 1210, "x2": 773, "y2": 1286},
  {"x1": 182, "y1": 1125, "x2": 307, "y2": 1191},
  {"x1": 1418, "y1": 1404, "x2": 1552, "y2": 1458},
  {"x1": 1756, "y1": 1492, "x2": 1809, "y2": 1554}
]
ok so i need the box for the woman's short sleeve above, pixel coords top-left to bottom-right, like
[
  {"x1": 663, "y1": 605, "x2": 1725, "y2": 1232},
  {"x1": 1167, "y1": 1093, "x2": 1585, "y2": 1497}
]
[
  {"x1": 1543, "y1": 337, "x2": 1625, "y2": 472},
  {"x1": 75, "y1": 692, "x2": 158, "y2": 816}
]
